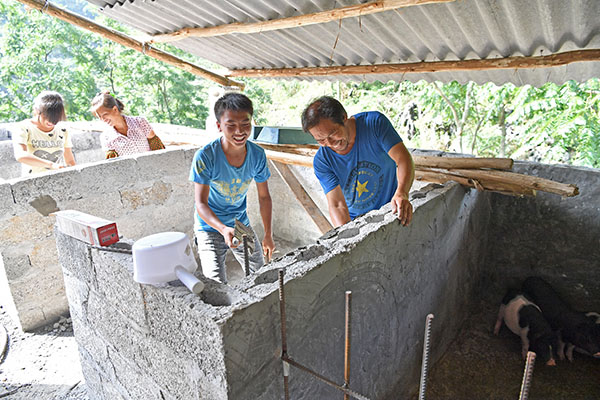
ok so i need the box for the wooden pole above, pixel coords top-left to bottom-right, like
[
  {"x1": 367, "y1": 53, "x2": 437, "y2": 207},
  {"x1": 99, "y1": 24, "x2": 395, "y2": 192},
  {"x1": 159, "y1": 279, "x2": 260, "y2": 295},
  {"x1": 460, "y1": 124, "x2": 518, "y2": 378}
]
[
  {"x1": 416, "y1": 170, "x2": 536, "y2": 197},
  {"x1": 412, "y1": 155, "x2": 513, "y2": 170},
  {"x1": 270, "y1": 161, "x2": 333, "y2": 234},
  {"x1": 15, "y1": 0, "x2": 244, "y2": 89},
  {"x1": 150, "y1": 0, "x2": 455, "y2": 43},
  {"x1": 228, "y1": 49, "x2": 600, "y2": 78}
]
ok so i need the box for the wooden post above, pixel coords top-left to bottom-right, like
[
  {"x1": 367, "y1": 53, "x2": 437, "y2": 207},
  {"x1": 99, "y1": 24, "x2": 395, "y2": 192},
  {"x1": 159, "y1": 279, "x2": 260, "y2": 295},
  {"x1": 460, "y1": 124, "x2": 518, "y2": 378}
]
[{"x1": 270, "y1": 161, "x2": 333, "y2": 235}]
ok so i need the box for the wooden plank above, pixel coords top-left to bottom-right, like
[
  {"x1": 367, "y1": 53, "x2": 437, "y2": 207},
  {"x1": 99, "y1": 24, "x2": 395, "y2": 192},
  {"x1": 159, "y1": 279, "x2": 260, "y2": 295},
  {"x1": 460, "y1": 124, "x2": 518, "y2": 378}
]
[
  {"x1": 228, "y1": 49, "x2": 600, "y2": 78},
  {"x1": 270, "y1": 161, "x2": 333, "y2": 235},
  {"x1": 416, "y1": 170, "x2": 536, "y2": 197},
  {"x1": 151, "y1": 0, "x2": 455, "y2": 43},
  {"x1": 16, "y1": 0, "x2": 243, "y2": 88},
  {"x1": 413, "y1": 155, "x2": 513, "y2": 170},
  {"x1": 264, "y1": 150, "x2": 314, "y2": 168}
]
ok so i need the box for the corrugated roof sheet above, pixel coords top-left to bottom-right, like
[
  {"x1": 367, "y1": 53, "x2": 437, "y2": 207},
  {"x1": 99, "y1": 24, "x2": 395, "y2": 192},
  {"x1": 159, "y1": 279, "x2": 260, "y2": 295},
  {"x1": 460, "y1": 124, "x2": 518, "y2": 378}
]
[{"x1": 85, "y1": 0, "x2": 600, "y2": 86}]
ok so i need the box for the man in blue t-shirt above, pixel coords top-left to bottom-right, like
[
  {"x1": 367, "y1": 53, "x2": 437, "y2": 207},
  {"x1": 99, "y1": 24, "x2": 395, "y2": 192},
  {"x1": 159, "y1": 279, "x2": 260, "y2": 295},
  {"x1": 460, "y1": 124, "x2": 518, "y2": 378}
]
[
  {"x1": 189, "y1": 93, "x2": 275, "y2": 284},
  {"x1": 301, "y1": 96, "x2": 414, "y2": 228}
]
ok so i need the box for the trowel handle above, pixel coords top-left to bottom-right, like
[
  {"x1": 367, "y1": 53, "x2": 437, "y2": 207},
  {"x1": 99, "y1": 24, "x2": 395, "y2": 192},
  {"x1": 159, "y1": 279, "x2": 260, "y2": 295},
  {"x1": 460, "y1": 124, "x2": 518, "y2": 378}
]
[{"x1": 175, "y1": 265, "x2": 204, "y2": 294}]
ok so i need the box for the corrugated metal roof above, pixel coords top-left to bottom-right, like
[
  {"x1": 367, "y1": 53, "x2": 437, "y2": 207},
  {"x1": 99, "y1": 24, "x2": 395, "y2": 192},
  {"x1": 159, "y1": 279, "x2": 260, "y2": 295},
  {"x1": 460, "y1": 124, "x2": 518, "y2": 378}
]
[{"x1": 85, "y1": 0, "x2": 600, "y2": 86}]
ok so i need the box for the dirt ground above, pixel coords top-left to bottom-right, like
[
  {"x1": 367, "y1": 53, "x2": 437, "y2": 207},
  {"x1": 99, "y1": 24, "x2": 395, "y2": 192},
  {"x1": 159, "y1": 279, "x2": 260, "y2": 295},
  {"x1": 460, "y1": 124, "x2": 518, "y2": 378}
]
[
  {"x1": 425, "y1": 299, "x2": 600, "y2": 400},
  {"x1": 0, "y1": 305, "x2": 86, "y2": 400}
]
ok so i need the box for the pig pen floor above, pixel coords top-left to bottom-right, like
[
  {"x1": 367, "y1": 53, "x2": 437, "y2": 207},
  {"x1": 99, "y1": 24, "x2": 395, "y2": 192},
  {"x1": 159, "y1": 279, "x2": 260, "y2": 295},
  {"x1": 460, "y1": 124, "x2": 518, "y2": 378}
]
[{"x1": 424, "y1": 299, "x2": 600, "y2": 400}]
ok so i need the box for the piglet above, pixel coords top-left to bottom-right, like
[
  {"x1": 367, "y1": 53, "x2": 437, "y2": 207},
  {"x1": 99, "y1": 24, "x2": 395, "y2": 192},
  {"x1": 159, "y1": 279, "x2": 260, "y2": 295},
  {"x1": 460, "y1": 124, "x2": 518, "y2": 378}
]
[
  {"x1": 522, "y1": 276, "x2": 600, "y2": 361},
  {"x1": 494, "y1": 288, "x2": 556, "y2": 366}
]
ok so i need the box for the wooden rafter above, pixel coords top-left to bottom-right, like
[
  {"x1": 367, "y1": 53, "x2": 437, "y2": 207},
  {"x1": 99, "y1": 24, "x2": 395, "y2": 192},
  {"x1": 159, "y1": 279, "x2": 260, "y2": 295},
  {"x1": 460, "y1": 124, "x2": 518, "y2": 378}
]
[
  {"x1": 150, "y1": 0, "x2": 454, "y2": 43},
  {"x1": 16, "y1": 0, "x2": 244, "y2": 89},
  {"x1": 228, "y1": 49, "x2": 600, "y2": 78}
]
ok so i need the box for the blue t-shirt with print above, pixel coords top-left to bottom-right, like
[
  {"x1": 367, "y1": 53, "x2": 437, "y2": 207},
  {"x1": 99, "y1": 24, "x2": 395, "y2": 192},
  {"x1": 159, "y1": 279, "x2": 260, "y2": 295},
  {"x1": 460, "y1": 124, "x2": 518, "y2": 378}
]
[
  {"x1": 313, "y1": 111, "x2": 402, "y2": 219},
  {"x1": 189, "y1": 138, "x2": 271, "y2": 232}
]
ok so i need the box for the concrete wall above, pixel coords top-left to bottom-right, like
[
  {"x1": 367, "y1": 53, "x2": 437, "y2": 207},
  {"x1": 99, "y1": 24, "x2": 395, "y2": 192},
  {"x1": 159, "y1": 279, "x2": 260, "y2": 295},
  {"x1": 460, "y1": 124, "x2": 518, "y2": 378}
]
[
  {"x1": 0, "y1": 144, "x2": 327, "y2": 331},
  {"x1": 55, "y1": 181, "x2": 491, "y2": 399},
  {"x1": 484, "y1": 161, "x2": 600, "y2": 310},
  {"x1": 0, "y1": 148, "x2": 198, "y2": 330}
]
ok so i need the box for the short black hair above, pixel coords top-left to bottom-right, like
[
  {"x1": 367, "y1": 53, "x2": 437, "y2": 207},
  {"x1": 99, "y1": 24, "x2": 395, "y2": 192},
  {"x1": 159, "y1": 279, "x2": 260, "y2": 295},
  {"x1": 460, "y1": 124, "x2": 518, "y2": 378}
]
[
  {"x1": 301, "y1": 96, "x2": 347, "y2": 133},
  {"x1": 33, "y1": 91, "x2": 65, "y2": 125},
  {"x1": 214, "y1": 92, "x2": 254, "y2": 121}
]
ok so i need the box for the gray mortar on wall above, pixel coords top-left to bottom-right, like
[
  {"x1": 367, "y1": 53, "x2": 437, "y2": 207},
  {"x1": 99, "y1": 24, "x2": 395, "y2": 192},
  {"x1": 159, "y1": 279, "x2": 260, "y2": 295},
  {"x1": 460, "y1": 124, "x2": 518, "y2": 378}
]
[{"x1": 55, "y1": 181, "x2": 492, "y2": 399}]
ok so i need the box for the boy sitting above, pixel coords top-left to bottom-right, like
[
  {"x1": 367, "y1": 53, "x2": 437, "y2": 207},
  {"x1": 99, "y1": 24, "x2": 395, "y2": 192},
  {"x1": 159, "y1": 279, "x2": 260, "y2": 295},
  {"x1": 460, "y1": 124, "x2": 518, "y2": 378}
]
[{"x1": 189, "y1": 93, "x2": 275, "y2": 284}]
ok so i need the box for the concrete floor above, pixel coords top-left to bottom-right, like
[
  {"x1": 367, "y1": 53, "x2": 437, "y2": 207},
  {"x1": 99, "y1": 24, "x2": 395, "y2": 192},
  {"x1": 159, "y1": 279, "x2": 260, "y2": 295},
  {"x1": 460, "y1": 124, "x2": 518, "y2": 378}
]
[{"x1": 424, "y1": 299, "x2": 600, "y2": 400}]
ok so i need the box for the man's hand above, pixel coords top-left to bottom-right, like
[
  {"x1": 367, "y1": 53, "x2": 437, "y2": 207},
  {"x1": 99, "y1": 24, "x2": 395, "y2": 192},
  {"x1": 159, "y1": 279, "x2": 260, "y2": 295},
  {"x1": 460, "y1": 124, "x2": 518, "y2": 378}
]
[
  {"x1": 262, "y1": 234, "x2": 275, "y2": 262},
  {"x1": 391, "y1": 193, "x2": 413, "y2": 226},
  {"x1": 222, "y1": 226, "x2": 238, "y2": 248}
]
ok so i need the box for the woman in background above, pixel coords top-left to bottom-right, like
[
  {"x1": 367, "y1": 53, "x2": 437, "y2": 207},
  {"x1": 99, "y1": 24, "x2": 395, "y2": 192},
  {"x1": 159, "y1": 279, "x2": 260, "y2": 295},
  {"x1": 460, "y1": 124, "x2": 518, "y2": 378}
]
[
  {"x1": 13, "y1": 90, "x2": 76, "y2": 175},
  {"x1": 90, "y1": 92, "x2": 165, "y2": 159}
]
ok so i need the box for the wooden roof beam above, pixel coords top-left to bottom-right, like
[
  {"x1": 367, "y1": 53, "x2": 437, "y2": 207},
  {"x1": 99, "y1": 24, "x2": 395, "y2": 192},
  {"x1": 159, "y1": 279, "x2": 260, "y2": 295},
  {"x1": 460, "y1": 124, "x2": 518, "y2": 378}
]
[
  {"x1": 227, "y1": 49, "x2": 600, "y2": 78},
  {"x1": 16, "y1": 0, "x2": 244, "y2": 89},
  {"x1": 150, "y1": 0, "x2": 455, "y2": 43}
]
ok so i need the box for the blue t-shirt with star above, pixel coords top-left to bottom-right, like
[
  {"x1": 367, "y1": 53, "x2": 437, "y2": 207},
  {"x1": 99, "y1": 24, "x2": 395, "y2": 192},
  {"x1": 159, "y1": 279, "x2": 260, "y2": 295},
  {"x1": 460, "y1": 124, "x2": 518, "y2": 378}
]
[
  {"x1": 313, "y1": 111, "x2": 402, "y2": 219},
  {"x1": 189, "y1": 138, "x2": 271, "y2": 233}
]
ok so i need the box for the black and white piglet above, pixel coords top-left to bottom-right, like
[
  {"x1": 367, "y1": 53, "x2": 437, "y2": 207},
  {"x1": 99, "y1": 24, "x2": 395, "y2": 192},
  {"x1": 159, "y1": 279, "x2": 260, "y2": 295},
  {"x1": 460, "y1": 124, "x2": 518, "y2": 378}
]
[
  {"x1": 522, "y1": 276, "x2": 600, "y2": 361},
  {"x1": 494, "y1": 288, "x2": 556, "y2": 366}
]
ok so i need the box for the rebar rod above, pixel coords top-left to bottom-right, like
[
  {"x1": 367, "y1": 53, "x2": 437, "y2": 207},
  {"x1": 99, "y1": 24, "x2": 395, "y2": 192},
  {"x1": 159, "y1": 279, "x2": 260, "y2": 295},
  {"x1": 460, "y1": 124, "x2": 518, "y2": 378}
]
[
  {"x1": 281, "y1": 355, "x2": 370, "y2": 400},
  {"x1": 419, "y1": 313, "x2": 435, "y2": 400},
  {"x1": 344, "y1": 291, "x2": 352, "y2": 400},
  {"x1": 518, "y1": 351, "x2": 536, "y2": 400},
  {"x1": 278, "y1": 269, "x2": 290, "y2": 400},
  {"x1": 243, "y1": 235, "x2": 250, "y2": 276}
]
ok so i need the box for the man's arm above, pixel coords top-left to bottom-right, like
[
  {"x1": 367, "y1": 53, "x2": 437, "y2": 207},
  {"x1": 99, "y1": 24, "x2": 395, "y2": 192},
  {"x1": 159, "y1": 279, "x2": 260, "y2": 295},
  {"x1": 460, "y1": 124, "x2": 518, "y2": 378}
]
[
  {"x1": 326, "y1": 186, "x2": 351, "y2": 228},
  {"x1": 193, "y1": 182, "x2": 238, "y2": 247},
  {"x1": 256, "y1": 180, "x2": 275, "y2": 261},
  {"x1": 388, "y1": 142, "x2": 415, "y2": 226},
  {"x1": 14, "y1": 143, "x2": 63, "y2": 170}
]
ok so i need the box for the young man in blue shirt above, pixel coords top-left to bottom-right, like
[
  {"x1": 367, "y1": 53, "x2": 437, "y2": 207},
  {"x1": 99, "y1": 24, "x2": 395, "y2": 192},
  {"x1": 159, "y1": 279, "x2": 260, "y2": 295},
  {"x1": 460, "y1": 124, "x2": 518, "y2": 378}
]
[
  {"x1": 301, "y1": 96, "x2": 414, "y2": 228},
  {"x1": 190, "y1": 93, "x2": 275, "y2": 284}
]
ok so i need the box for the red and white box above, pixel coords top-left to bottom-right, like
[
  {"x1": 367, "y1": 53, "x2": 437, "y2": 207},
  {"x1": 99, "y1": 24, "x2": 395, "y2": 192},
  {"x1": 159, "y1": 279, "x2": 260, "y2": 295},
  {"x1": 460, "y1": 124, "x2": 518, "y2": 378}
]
[{"x1": 54, "y1": 210, "x2": 119, "y2": 247}]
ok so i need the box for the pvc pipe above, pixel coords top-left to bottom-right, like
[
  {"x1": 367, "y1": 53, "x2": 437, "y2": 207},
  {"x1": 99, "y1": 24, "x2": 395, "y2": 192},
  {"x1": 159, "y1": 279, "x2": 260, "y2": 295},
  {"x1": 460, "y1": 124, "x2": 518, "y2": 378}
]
[{"x1": 174, "y1": 265, "x2": 204, "y2": 294}]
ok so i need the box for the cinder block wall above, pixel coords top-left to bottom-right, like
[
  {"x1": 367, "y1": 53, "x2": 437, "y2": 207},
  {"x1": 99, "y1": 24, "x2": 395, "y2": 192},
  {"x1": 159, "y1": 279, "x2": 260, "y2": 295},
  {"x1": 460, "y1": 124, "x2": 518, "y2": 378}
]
[
  {"x1": 484, "y1": 162, "x2": 600, "y2": 310},
  {"x1": 0, "y1": 145, "x2": 326, "y2": 331},
  {"x1": 0, "y1": 147, "x2": 199, "y2": 330},
  {"x1": 55, "y1": 182, "x2": 491, "y2": 399}
]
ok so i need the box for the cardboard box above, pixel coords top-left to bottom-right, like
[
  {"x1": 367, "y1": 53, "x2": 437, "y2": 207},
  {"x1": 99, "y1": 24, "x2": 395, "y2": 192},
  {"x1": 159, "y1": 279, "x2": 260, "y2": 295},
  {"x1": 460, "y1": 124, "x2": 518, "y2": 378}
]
[{"x1": 54, "y1": 210, "x2": 119, "y2": 247}]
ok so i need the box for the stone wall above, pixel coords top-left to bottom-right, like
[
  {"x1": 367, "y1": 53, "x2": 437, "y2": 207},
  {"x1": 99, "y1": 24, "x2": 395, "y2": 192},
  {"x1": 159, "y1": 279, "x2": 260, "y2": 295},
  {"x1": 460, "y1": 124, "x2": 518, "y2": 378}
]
[{"x1": 55, "y1": 181, "x2": 491, "y2": 399}]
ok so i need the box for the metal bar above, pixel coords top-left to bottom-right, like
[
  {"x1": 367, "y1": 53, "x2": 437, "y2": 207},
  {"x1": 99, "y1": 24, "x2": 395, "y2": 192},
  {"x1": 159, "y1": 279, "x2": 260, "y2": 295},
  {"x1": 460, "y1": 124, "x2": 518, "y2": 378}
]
[
  {"x1": 518, "y1": 351, "x2": 536, "y2": 400},
  {"x1": 282, "y1": 356, "x2": 370, "y2": 400},
  {"x1": 243, "y1": 235, "x2": 250, "y2": 276},
  {"x1": 343, "y1": 291, "x2": 352, "y2": 400},
  {"x1": 419, "y1": 314, "x2": 434, "y2": 400},
  {"x1": 278, "y1": 269, "x2": 290, "y2": 400}
]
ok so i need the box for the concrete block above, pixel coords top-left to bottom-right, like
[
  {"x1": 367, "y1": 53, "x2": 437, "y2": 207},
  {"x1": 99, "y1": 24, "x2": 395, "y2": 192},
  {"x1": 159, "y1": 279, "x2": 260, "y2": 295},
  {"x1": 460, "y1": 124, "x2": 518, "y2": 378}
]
[
  {"x1": 79, "y1": 353, "x2": 111, "y2": 400},
  {"x1": 135, "y1": 148, "x2": 188, "y2": 181},
  {"x1": 0, "y1": 182, "x2": 15, "y2": 218},
  {"x1": 62, "y1": 269, "x2": 90, "y2": 324},
  {"x1": 55, "y1": 230, "x2": 96, "y2": 289},
  {"x1": 10, "y1": 168, "x2": 81, "y2": 204},
  {"x1": 78, "y1": 157, "x2": 140, "y2": 194},
  {"x1": 91, "y1": 248, "x2": 147, "y2": 330},
  {"x1": 119, "y1": 181, "x2": 174, "y2": 211}
]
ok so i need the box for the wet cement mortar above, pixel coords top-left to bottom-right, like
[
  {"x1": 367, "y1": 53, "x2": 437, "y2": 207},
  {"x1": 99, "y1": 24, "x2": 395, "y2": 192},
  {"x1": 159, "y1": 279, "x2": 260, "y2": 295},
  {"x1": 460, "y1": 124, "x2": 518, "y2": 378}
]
[{"x1": 423, "y1": 299, "x2": 600, "y2": 400}]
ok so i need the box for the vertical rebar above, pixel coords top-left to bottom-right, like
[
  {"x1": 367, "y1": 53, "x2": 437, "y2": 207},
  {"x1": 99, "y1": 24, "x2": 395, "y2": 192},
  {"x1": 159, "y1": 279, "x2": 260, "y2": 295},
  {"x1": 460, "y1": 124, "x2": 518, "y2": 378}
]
[
  {"x1": 519, "y1": 351, "x2": 536, "y2": 400},
  {"x1": 419, "y1": 313, "x2": 434, "y2": 400},
  {"x1": 343, "y1": 291, "x2": 352, "y2": 400},
  {"x1": 278, "y1": 269, "x2": 290, "y2": 400},
  {"x1": 243, "y1": 234, "x2": 250, "y2": 276}
]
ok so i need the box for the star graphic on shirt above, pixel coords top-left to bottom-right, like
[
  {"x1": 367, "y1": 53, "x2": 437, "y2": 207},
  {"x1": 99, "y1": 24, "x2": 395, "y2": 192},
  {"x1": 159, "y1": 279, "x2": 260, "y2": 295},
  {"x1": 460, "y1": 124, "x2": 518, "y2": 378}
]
[{"x1": 356, "y1": 179, "x2": 369, "y2": 197}]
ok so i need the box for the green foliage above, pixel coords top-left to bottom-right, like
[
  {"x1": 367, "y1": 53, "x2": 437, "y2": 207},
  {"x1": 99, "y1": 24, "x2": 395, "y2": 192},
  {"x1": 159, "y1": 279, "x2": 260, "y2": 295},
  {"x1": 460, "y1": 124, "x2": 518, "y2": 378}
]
[
  {"x1": 0, "y1": 0, "x2": 208, "y2": 128},
  {"x1": 1, "y1": 0, "x2": 598, "y2": 167}
]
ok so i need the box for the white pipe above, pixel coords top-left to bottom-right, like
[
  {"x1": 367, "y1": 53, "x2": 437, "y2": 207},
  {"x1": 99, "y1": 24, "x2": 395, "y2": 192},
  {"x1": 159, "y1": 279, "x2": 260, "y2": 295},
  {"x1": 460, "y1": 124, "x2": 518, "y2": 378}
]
[{"x1": 175, "y1": 265, "x2": 204, "y2": 294}]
